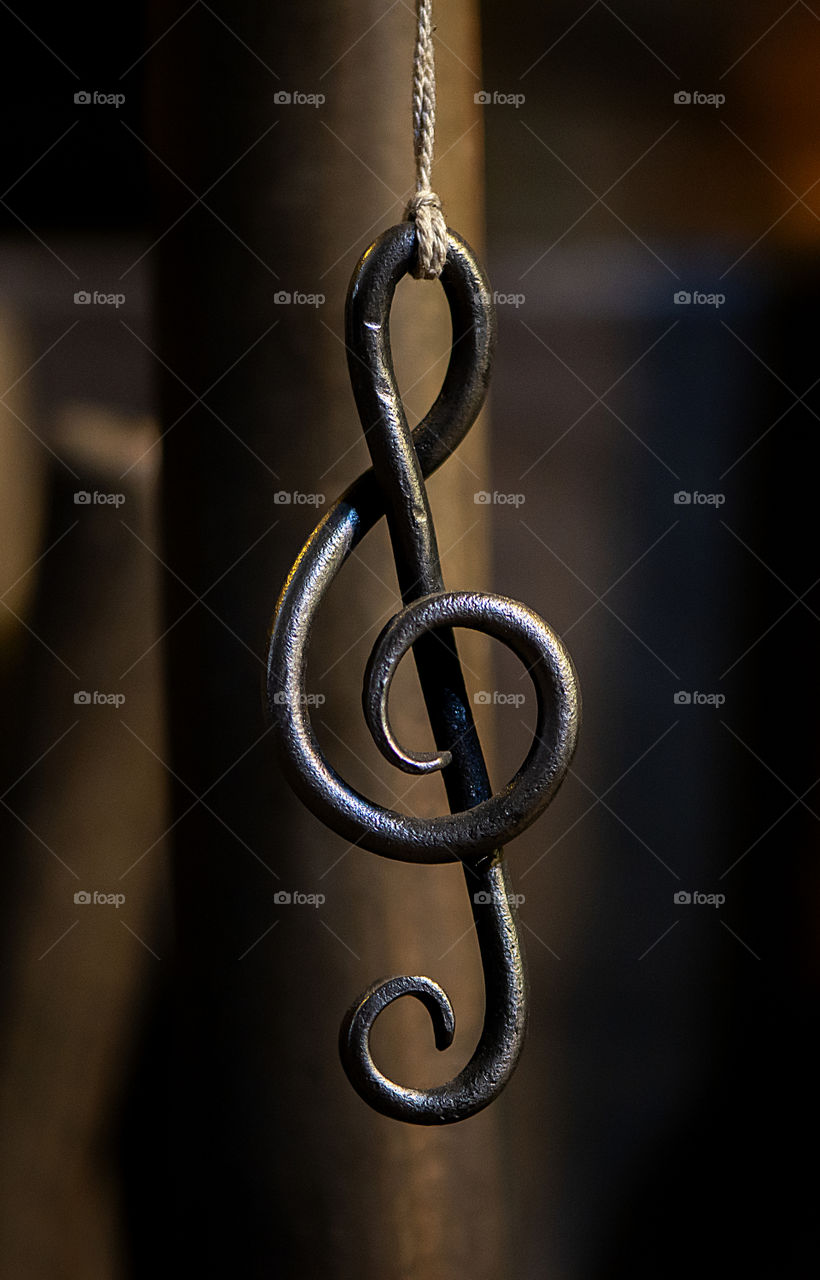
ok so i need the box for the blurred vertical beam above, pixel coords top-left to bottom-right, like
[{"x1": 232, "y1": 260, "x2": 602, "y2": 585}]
[
  {"x1": 151, "y1": 3, "x2": 513, "y2": 1277},
  {"x1": 0, "y1": 410, "x2": 166, "y2": 1278}
]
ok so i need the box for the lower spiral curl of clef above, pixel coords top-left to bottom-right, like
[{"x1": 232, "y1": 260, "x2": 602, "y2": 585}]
[{"x1": 267, "y1": 221, "x2": 580, "y2": 1123}]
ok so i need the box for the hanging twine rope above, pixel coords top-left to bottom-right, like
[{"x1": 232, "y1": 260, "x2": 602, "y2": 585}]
[{"x1": 405, "y1": 0, "x2": 447, "y2": 279}]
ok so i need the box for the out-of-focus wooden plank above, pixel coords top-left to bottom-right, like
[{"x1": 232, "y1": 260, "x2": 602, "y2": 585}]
[
  {"x1": 0, "y1": 409, "x2": 167, "y2": 1278},
  {"x1": 153, "y1": 2, "x2": 516, "y2": 1276}
]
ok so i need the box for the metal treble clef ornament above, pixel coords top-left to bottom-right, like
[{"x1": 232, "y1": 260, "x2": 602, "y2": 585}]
[{"x1": 267, "y1": 221, "x2": 580, "y2": 1124}]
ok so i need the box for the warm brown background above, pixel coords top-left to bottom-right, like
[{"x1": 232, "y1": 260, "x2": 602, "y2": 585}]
[{"x1": 0, "y1": 2, "x2": 817, "y2": 1276}]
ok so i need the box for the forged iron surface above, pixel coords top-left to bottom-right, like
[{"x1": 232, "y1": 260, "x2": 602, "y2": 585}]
[{"x1": 267, "y1": 221, "x2": 580, "y2": 1124}]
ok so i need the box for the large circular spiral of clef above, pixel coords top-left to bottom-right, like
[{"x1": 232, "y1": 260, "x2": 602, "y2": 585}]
[{"x1": 267, "y1": 221, "x2": 580, "y2": 1124}]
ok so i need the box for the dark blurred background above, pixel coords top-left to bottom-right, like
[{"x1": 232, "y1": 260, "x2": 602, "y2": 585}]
[{"x1": 0, "y1": 2, "x2": 817, "y2": 1276}]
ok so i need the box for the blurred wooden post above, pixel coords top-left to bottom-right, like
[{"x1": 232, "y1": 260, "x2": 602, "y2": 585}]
[{"x1": 152, "y1": 3, "x2": 515, "y2": 1276}]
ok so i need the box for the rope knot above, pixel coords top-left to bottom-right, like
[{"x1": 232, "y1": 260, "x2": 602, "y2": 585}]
[{"x1": 405, "y1": 189, "x2": 447, "y2": 279}]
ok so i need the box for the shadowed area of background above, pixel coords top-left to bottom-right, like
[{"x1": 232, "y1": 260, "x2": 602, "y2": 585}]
[{"x1": 0, "y1": 2, "x2": 817, "y2": 1276}]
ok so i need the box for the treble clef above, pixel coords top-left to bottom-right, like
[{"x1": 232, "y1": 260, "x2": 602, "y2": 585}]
[{"x1": 266, "y1": 221, "x2": 580, "y2": 1125}]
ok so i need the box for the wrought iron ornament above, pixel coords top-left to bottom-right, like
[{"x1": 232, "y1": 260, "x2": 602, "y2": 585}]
[{"x1": 267, "y1": 222, "x2": 580, "y2": 1124}]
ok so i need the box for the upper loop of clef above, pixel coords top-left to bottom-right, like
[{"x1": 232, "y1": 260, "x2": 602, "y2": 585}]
[{"x1": 267, "y1": 221, "x2": 580, "y2": 1124}]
